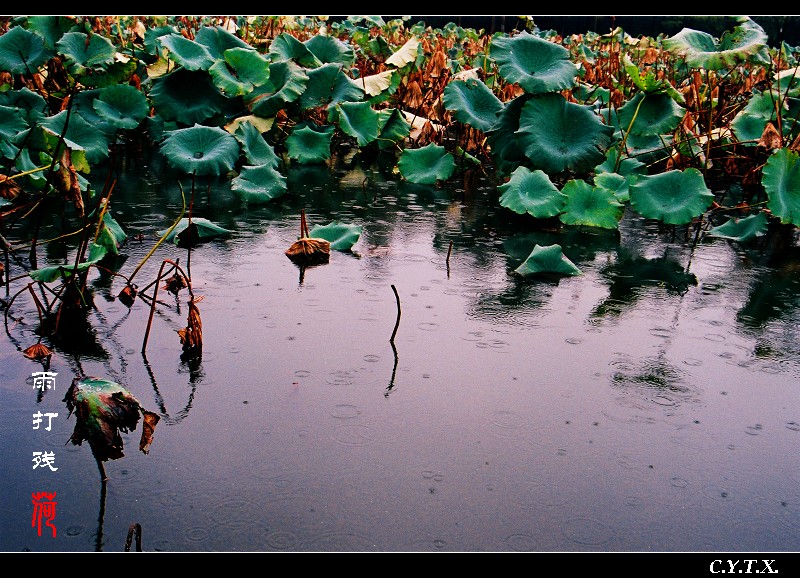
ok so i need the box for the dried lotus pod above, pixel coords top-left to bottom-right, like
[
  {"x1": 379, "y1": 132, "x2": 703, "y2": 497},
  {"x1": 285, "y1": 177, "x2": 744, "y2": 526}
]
[{"x1": 285, "y1": 209, "x2": 330, "y2": 265}]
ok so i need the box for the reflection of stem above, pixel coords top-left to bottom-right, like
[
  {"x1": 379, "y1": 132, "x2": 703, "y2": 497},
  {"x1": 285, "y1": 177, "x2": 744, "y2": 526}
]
[
  {"x1": 125, "y1": 523, "x2": 143, "y2": 552},
  {"x1": 95, "y1": 478, "x2": 107, "y2": 552},
  {"x1": 385, "y1": 340, "x2": 398, "y2": 397},
  {"x1": 390, "y1": 284, "x2": 401, "y2": 344},
  {"x1": 446, "y1": 241, "x2": 453, "y2": 278}
]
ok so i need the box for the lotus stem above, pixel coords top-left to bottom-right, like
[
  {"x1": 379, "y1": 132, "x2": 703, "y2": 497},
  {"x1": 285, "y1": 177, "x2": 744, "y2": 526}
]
[{"x1": 390, "y1": 284, "x2": 401, "y2": 344}]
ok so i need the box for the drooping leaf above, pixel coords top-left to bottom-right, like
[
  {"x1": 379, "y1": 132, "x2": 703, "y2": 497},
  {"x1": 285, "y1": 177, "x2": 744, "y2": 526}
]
[
  {"x1": 629, "y1": 168, "x2": 715, "y2": 225},
  {"x1": 160, "y1": 124, "x2": 240, "y2": 176},
  {"x1": 397, "y1": 143, "x2": 456, "y2": 184},
  {"x1": 360, "y1": 70, "x2": 395, "y2": 97},
  {"x1": 161, "y1": 217, "x2": 232, "y2": 246},
  {"x1": 385, "y1": 37, "x2": 420, "y2": 68},
  {"x1": 308, "y1": 221, "x2": 362, "y2": 251},
  {"x1": 231, "y1": 164, "x2": 288, "y2": 204},
  {"x1": 594, "y1": 171, "x2": 635, "y2": 203},
  {"x1": 285, "y1": 124, "x2": 334, "y2": 164},
  {"x1": 92, "y1": 84, "x2": 149, "y2": 130},
  {"x1": 442, "y1": 78, "x2": 503, "y2": 133},
  {"x1": 662, "y1": 16, "x2": 769, "y2": 70},
  {"x1": 485, "y1": 94, "x2": 529, "y2": 176},
  {"x1": 96, "y1": 211, "x2": 128, "y2": 255},
  {"x1": 516, "y1": 93, "x2": 614, "y2": 175},
  {"x1": 233, "y1": 120, "x2": 280, "y2": 168},
  {"x1": 375, "y1": 107, "x2": 411, "y2": 150},
  {"x1": 559, "y1": 179, "x2": 624, "y2": 229},
  {"x1": 63, "y1": 376, "x2": 159, "y2": 463},
  {"x1": 762, "y1": 147, "x2": 800, "y2": 226},
  {"x1": 0, "y1": 26, "x2": 52, "y2": 74},
  {"x1": 28, "y1": 243, "x2": 108, "y2": 283},
  {"x1": 331, "y1": 101, "x2": 380, "y2": 146},
  {"x1": 0, "y1": 105, "x2": 30, "y2": 141},
  {"x1": 497, "y1": 166, "x2": 566, "y2": 219},
  {"x1": 514, "y1": 243, "x2": 582, "y2": 277},
  {"x1": 489, "y1": 31, "x2": 577, "y2": 95},
  {"x1": 160, "y1": 34, "x2": 215, "y2": 71},
  {"x1": 149, "y1": 68, "x2": 229, "y2": 125},
  {"x1": 706, "y1": 211, "x2": 769, "y2": 243},
  {"x1": 0, "y1": 88, "x2": 48, "y2": 126},
  {"x1": 56, "y1": 32, "x2": 116, "y2": 74}
]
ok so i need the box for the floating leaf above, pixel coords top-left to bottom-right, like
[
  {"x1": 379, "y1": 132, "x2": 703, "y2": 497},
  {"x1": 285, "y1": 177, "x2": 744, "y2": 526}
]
[
  {"x1": 29, "y1": 243, "x2": 108, "y2": 283},
  {"x1": 514, "y1": 243, "x2": 582, "y2": 277},
  {"x1": 397, "y1": 143, "x2": 456, "y2": 184},
  {"x1": 629, "y1": 168, "x2": 715, "y2": 225},
  {"x1": 231, "y1": 164, "x2": 288, "y2": 204},
  {"x1": 308, "y1": 222, "x2": 362, "y2": 251},
  {"x1": 498, "y1": 166, "x2": 566, "y2": 219},
  {"x1": 706, "y1": 211, "x2": 769, "y2": 243}
]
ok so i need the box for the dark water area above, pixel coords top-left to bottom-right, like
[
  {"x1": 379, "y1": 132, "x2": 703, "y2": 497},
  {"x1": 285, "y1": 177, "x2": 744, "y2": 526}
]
[{"x1": 1, "y1": 150, "x2": 800, "y2": 552}]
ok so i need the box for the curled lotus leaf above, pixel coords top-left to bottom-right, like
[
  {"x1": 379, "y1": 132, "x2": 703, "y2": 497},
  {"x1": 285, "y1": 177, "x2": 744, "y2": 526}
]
[
  {"x1": 56, "y1": 31, "x2": 116, "y2": 74},
  {"x1": 662, "y1": 16, "x2": 769, "y2": 70},
  {"x1": 246, "y1": 61, "x2": 309, "y2": 119},
  {"x1": 160, "y1": 34, "x2": 215, "y2": 71},
  {"x1": 231, "y1": 164, "x2": 288, "y2": 204},
  {"x1": 40, "y1": 109, "x2": 111, "y2": 164},
  {"x1": 160, "y1": 217, "x2": 232, "y2": 246},
  {"x1": 160, "y1": 124, "x2": 240, "y2": 176},
  {"x1": 233, "y1": 120, "x2": 281, "y2": 168},
  {"x1": 385, "y1": 37, "x2": 420, "y2": 68},
  {"x1": 307, "y1": 222, "x2": 362, "y2": 251},
  {"x1": 616, "y1": 92, "x2": 684, "y2": 137},
  {"x1": 301, "y1": 63, "x2": 364, "y2": 109},
  {"x1": 706, "y1": 211, "x2": 769, "y2": 243},
  {"x1": 93, "y1": 85, "x2": 149, "y2": 130},
  {"x1": 375, "y1": 108, "x2": 411, "y2": 150},
  {"x1": 149, "y1": 68, "x2": 229, "y2": 124},
  {"x1": 331, "y1": 101, "x2": 380, "y2": 146},
  {"x1": 304, "y1": 34, "x2": 356, "y2": 67},
  {"x1": 285, "y1": 124, "x2": 334, "y2": 164},
  {"x1": 194, "y1": 25, "x2": 253, "y2": 60},
  {"x1": 559, "y1": 179, "x2": 624, "y2": 229},
  {"x1": 269, "y1": 32, "x2": 323, "y2": 68}
]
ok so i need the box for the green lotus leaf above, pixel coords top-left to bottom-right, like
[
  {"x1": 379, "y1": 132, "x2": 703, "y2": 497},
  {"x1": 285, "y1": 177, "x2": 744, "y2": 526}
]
[
  {"x1": 56, "y1": 31, "x2": 116, "y2": 74},
  {"x1": 595, "y1": 147, "x2": 646, "y2": 178},
  {"x1": 25, "y1": 16, "x2": 78, "y2": 50},
  {"x1": 194, "y1": 25, "x2": 253, "y2": 60},
  {"x1": 224, "y1": 47, "x2": 270, "y2": 86},
  {"x1": 662, "y1": 16, "x2": 769, "y2": 70},
  {"x1": 0, "y1": 105, "x2": 30, "y2": 140},
  {"x1": 285, "y1": 124, "x2": 334, "y2": 164},
  {"x1": 40, "y1": 109, "x2": 111, "y2": 164},
  {"x1": 0, "y1": 26, "x2": 53, "y2": 74},
  {"x1": 92, "y1": 85, "x2": 149, "y2": 130},
  {"x1": 514, "y1": 243, "x2": 582, "y2": 277},
  {"x1": 516, "y1": 93, "x2": 614, "y2": 175},
  {"x1": 629, "y1": 168, "x2": 715, "y2": 225},
  {"x1": 385, "y1": 37, "x2": 420, "y2": 69},
  {"x1": 304, "y1": 35, "x2": 356, "y2": 67},
  {"x1": 149, "y1": 68, "x2": 228, "y2": 125},
  {"x1": 64, "y1": 376, "x2": 158, "y2": 463},
  {"x1": 143, "y1": 25, "x2": 178, "y2": 58},
  {"x1": 29, "y1": 242, "x2": 108, "y2": 283},
  {"x1": 308, "y1": 221, "x2": 362, "y2": 251},
  {"x1": 208, "y1": 59, "x2": 250, "y2": 97},
  {"x1": 375, "y1": 108, "x2": 411, "y2": 150},
  {"x1": 160, "y1": 124, "x2": 240, "y2": 176},
  {"x1": 731, "y1": 91, "x2": 800, "y2": 143},
  {"x1": 559, "y1": 179, "x2": 624, "y2": 229},
  {"x1": 489, "y1": 31, "x2": 576, "y2": 94},
  {"x1": 485, "y1": 94, "x2": 529, "y2": 176},
  {"x1": 594, "y1": 171, "x2": 635, "y2": 203},
  {"x1": 331, "y1": 101, "x2": 380, "y2": 146},
  {"x1": 269, "y1": 32, "x2": 323, "y2": 68},
  {"x1": 622, "y1": 54, "x2": 685, "y2": 103},
  {"x1": 233, "y1": 120, "x2": 280, "y2": 168},
  {"x1": 762, "y1": 147, "x2": 800, "y2": 225},
  {"x1": 301, "y1": 63, "x2": 364, "y2": 109},
  {"x1": 69, "y1": 89, "x2": 116, "y2": 137},
  {"x1": 776, "y1": 67, "x2": 800, "y2": 97},
  {"x1": 397, "y1": 143, "x2": 456, "y2": 185},
  {"x1": 0, "y1": 88, "x2": 48, "y2": 125},
  {"x1": 96, "y1": 211, "x2": 127, "y2": 255},
  {"x1": 621, "y1": 132, "x2": 674, "y2": 167},
  {"x1": 231, "y1": 164, "x2": 288, "y2": 204},
  {"x1": 498, "y1": 166, "x2": 566, "y2": 218},
  {"x1": 160, "y1": 34, "x2": 215, "y2": 71},
  {"x1": 616, "y1": 92, "x2": 684, "y2": 137},
  {"x1": 706, "y1": 211, "x2": 769, "y2": 243},
  {"x1": 441, "y1": 78, "x2": 503, "y2": 133},
  {"x1": 246, "y1": 61, "x2": 309, "y2": 119},
  {"x1": 161, "y1": 217, "x2": 232, "y2": 246}
]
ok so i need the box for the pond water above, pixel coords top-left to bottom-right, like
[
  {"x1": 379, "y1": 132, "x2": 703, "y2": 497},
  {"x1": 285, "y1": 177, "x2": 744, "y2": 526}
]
[{"x1": 2, "y1": 150, "x2": 800, "y2": 552}]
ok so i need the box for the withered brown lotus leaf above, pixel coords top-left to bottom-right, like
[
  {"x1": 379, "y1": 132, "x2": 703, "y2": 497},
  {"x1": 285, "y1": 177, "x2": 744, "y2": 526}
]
[
  {"x1": 23, "y1": 342, "x2": 53, "y2": 360},
  {"x1": 139, "y1": 410, "x2": 160, "y2": 454}
]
